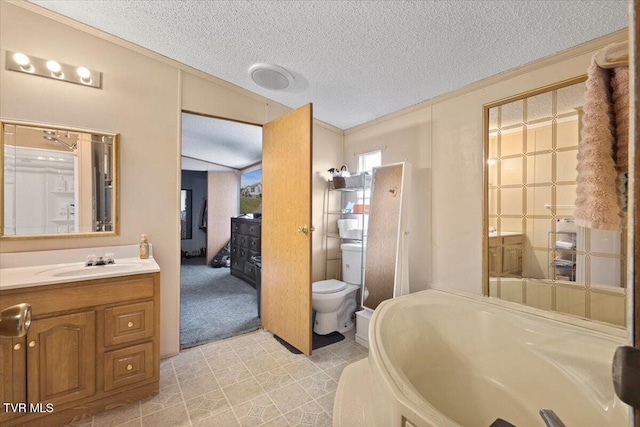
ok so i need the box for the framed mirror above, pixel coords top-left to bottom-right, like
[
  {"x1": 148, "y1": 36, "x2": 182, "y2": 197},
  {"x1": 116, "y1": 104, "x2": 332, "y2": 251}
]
[
  {"x1": 1, "y1": 121, "x2": 119, "y2": 239},
  {"x1": 483, "y1": 77, "x2": 627, "y2": 327}
]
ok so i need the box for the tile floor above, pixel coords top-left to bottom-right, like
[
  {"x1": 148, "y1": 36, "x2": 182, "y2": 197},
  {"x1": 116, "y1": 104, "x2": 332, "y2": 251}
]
[{"x1": 65, "y1": 328, "x2": 367, "y2": 427}]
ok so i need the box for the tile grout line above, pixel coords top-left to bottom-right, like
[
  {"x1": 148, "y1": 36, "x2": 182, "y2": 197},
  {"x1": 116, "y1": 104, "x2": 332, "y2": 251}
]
[
  {"x1": 202, "y1": 344, "x2": 245, "y2": 426},
  {"x1": 171, "y1": 351, "x2": 195, "y2": 427}
]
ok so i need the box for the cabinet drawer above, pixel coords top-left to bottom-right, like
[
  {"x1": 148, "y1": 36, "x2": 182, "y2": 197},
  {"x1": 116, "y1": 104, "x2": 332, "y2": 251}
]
[
  {"x1": 238, "y1": 235, "x2": 249, "y2": 248},
  {"x1": 104, "y1": 301, "x2": 154, "y2": 347},
  {"x1": 489, "y1": 236, "x2": 501, "y2": 247},
  {"x1": 503, "y1": 236, "x2": 523, "y2": 245},
  {"x1": 104, "y1": 342, "x2": 154, "y2": 392}
]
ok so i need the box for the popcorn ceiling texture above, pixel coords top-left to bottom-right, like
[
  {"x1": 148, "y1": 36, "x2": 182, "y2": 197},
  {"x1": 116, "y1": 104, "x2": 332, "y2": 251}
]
[{"x1": 33, "y1": 0, "x2": 627, "y2": 130}]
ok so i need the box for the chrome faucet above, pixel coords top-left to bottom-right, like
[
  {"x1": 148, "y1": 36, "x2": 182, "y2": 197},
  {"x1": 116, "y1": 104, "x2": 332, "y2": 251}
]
[
  {"x1": 539, "y1": 409, "x2": 566, "y2": 427},
  {"x1": 85, "y1": 253, "x2": 115, "y2": 267}
]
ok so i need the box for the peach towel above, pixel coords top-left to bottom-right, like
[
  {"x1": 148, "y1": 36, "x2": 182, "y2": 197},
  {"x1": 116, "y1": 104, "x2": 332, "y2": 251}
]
[{"x1": 575, "y1": 55, "x2": 628, "y2": 230}]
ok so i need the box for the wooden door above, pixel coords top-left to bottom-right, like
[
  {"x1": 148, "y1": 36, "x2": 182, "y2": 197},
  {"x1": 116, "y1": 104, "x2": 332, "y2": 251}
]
[
  {"x1": 261, "y1": 104, "x2": 313, "y2": 355},
  {"x1": 27, "y1": 311, "x2": 96, "y2": 407},
  {"x1": 0, "y1": 337, "x2": 26, "y2": 423}
]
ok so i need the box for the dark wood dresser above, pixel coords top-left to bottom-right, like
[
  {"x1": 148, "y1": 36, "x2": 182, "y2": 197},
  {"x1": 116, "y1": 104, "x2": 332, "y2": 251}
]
[{"x1": 230, "y1": 217, "x2": 261, "y2": 287}]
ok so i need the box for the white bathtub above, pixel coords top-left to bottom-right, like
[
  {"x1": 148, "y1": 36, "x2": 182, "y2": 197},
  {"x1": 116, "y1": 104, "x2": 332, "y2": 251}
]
[{"x1": 334, "y1": 289, "x2": 628, "y2": 427}]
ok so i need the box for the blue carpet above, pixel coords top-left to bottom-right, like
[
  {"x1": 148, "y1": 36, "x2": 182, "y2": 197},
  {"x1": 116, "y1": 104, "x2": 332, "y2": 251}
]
[{"x1": 180, "y1": 257, "x2": 261, "y2": 349}]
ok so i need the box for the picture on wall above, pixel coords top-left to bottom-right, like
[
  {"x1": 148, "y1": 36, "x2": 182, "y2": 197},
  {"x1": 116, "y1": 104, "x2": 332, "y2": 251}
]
[{"x1": 240, "y1": 168, "x2": 262, "y2": 214}]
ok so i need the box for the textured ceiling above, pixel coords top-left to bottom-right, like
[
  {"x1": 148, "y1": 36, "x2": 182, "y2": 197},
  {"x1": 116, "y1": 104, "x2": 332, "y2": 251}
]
[
  {"x1": 181, "y1": 113, "x2": 262, "y2": 172},
  {"x1": 30, "y1": 0, "x2": 628, "y2": 131}
]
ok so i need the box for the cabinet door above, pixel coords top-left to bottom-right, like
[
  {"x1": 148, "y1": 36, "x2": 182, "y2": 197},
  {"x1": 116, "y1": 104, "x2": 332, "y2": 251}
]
[
  {"x1": 488, "y1": 245, "x2": 502, "y2": 276},
  {"x1": 503, "y1": 244, "x2": 523, "y2": 276},
  {"x1": 27, "y1": 311, "x2": 96, "y2": 407},
  {"x1": 0, "y1": 337, "x2": 26, "y2": 422}
]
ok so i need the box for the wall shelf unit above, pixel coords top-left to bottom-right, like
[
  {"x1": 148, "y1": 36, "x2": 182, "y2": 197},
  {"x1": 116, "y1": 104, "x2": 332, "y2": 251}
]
[
  {"x1": 548, "y1": 231, "x2": 577, "y2": 281},
  {"x1": 323, "y1": 176, "x2": 370, "y2": 282}
]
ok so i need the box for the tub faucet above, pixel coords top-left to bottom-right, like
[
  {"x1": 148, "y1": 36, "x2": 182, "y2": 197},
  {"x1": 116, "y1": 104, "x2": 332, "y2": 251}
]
[{"x1": 539, "y1": 409, "x2": 566, "y2": 427}]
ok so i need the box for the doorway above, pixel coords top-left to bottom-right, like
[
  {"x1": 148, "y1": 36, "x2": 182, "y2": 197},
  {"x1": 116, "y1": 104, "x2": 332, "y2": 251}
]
[{"x1": 179, "y1": 112, "x2": 263, "y2": 349}]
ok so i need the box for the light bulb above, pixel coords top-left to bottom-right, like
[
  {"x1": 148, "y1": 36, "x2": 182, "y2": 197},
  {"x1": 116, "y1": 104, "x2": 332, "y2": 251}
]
[
  {"x1": 76, "y1": 67, "x2": 91, "y2": 79},
  {"x1": 13, "y1": 52, "x2": 30, "y2": 66},
  {"x1": 46, "y1": 60, "x2": 61, "y2": 73},
  {"x1": 13, "y1": 52, "x2": 34, "y2": 72},
  {"x1": 46, "y1": 60, "x2": 64, "y2": 78},
  {"x1": 77, "y1": 67, "x2": 92, "y2": 84}
]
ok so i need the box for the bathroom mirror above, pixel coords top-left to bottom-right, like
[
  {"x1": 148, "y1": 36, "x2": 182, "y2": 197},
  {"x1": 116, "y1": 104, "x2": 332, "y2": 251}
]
[
  {"x1": 362, "y1": 162, "x2": 411, "y2": 311},
  {"x1": 483, "y1": 77, "x2": 627, "y2": 327},
  {"x1": 1, "y1": 121, "x2": 119, "y2": 238}
]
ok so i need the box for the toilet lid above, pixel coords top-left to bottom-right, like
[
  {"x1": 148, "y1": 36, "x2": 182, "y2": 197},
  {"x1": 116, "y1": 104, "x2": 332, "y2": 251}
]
[{"x1": 313, "y1": 279, "x2": 347, "y2": 294}]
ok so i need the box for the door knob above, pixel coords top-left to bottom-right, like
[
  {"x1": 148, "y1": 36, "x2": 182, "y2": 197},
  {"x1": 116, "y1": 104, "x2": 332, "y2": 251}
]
[
  {"x1": 297, "y1": 225, "x2": 315, "y2": 234},
  {"x1": 0, "y1": 303, "x2": 31, "y2": 338}
]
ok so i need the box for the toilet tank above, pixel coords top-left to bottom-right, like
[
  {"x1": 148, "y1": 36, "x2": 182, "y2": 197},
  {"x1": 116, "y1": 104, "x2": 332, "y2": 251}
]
[{"x1": 341, "y1": 243, "x2": 366, "y2": 285}]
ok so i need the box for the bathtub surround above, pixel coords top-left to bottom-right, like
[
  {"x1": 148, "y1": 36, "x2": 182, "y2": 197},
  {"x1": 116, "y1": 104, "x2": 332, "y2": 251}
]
[{"x1": 335, "y1": 289, "x2": 628, "y2": 426}]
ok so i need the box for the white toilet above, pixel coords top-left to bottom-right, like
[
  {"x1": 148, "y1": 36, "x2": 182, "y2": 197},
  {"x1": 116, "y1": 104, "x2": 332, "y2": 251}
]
[{"x1": 312, "y1": 243, "x2": 365, "y2": 335}]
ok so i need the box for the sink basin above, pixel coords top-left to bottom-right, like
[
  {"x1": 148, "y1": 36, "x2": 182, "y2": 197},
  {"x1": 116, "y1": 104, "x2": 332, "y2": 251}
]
[
  {"x1": 36, "y1": 262, "x2": 146, "y2": 278},
  {"x1": 0, "y1": 246, "x2": 160, "y2": 290}
]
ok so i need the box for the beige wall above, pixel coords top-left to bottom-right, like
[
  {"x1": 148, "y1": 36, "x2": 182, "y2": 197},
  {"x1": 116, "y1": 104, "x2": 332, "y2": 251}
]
[
  {"x1": 345, "y1": 31, "x2": 627, "y2": 295},
  {"x1": 344, "y1": 108, "x2": 432, "y2": 292},
  {"x1": 0, "y1": 1, "x2": 343, "y2": 357},
  {"x1": 206, "y1": 172, "x2": 239, "y2": 264},
  {"x1": 312, "y1": 123, "x2": 345, "y2": 282}
]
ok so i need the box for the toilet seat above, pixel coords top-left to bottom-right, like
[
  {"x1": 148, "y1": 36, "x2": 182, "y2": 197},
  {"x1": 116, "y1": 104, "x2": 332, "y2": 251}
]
[{"x1": 313, "y1": 279, "x2": 347, "y2": 294}]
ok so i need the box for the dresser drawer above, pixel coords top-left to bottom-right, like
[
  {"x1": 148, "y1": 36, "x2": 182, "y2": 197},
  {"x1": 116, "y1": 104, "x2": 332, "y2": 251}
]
[
  {"x1": 104, "y1": 342, "x2": 154, "y2": 391},
  {"x1": 244, "y1": 260, "x2": 257, "y2": 278},
  {"x1": 231, "y1": 258, "x2": 244, "y2": 272},
  {"x1": 246, "y1": 223, "x2": 261, "y2": 237},
  {"x1": 248, "y1": 237, "x2": 261, "y2": 251},
  {"x1": 104, "y1": 301, "x2": 154, "y2": 347}
]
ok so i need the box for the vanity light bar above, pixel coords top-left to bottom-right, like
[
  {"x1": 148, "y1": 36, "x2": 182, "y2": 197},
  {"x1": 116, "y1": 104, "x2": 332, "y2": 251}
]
[{"x1": 6, "y1": 51, "x2": 102, "y2": 89}]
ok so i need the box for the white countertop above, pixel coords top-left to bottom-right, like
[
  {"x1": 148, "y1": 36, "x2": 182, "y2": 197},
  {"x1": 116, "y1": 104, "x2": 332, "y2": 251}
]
[
  {"x1": 488, "y1": 231, "x2": 522, "y2": 237},
  {"x1": 0, "y1": 245, "x2": 160, "y2": 290}
]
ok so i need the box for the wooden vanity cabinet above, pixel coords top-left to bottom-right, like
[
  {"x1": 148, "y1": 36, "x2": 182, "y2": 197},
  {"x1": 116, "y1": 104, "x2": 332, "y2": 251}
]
[
  {"x1": 489, "y1": 235, "x2": 523, "y2": 277},
  {"x1": 0, "y1": 272, "x2": 160, "y2": 427}
]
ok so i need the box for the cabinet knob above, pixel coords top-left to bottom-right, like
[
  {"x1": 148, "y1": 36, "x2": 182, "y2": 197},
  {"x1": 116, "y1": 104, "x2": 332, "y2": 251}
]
[
  {"x1": 13, "y1": 343, "x2": 21, "y2": 350},
  {"x1": 28, "y1": 340, "x2": 36, "y2": 348},
  {"x1": 127, "y1": 364, "x2": 133, "y2": 371},
  {"x1": 127, "y1": 321, "x2": 134, "y2": 328}
]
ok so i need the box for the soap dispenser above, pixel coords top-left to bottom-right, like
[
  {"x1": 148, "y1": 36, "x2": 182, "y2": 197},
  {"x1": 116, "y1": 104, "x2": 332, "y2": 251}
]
[{"x1": 139, "y1": 234, "x2": 150, "y2": 259}]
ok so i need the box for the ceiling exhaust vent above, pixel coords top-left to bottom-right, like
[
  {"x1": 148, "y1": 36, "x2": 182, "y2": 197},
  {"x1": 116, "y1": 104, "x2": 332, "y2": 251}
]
[{"x1": 248, "y1": 63, "x2": 294, "y2": 91}]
